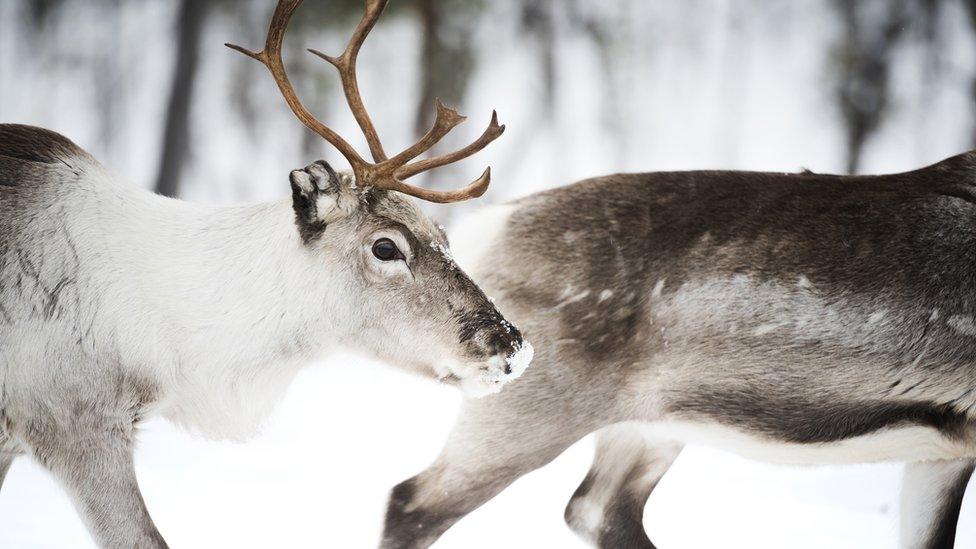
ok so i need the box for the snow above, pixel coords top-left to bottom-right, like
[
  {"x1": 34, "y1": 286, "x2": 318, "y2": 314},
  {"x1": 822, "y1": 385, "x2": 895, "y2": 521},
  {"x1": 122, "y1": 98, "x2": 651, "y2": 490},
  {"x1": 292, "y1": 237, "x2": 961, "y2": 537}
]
[
  {"x1": 506, "y1": 340, "x2": 534, "y2": 381},
  {"x1": 2, "y1": 354, "x2": 975, "y2": 548},
  {"x1": 456, "y1": 339, "x2": 533, "y2": 398}
]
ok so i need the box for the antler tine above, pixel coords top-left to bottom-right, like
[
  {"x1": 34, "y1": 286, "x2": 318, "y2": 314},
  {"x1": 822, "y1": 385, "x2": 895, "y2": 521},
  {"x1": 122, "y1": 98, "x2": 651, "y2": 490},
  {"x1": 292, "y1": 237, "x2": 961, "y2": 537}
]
[
  {"x1": 308, "y1": 0, "x2": 389, "y2": 162},
  {"x1": 394, "y1": 110, "x2": 505, "y2": 180},
  {"x1": 371, "y1": 103, "x2": 501, "y2": 203},
  {"x1": 384, "y1": 167, "x2": 492, "y2": 204},
  {"x1": 382, "y1": 99, "x2": 466, "y2": 168},
  {"x1": 225, "y1": 0, "x2": 368, "y2": 173}
]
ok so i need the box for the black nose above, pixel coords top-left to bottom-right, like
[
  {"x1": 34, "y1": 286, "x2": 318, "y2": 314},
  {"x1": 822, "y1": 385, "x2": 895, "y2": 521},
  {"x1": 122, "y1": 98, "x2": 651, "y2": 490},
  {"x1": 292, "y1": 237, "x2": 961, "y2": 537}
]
[
  {"x1": 456, "y1": 309, "x2": 524, "y2": 360},
  {"x1": 483, "y1": 321, "x2": 524, "y2": 365}
]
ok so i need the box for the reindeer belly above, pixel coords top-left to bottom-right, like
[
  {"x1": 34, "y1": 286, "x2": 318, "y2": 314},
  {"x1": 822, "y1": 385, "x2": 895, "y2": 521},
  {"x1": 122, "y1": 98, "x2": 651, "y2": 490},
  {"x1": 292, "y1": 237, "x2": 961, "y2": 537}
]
[
  {"x1": 633, "y1": 352, "x2": 976, "y2": 465},
  {"x1": 638, "y1": 419, "x2": 975, "y2": 465}
]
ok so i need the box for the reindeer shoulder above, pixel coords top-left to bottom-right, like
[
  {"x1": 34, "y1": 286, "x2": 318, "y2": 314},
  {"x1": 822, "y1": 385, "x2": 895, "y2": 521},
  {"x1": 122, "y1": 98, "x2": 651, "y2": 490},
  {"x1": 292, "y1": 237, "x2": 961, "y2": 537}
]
[{"x1": 0, "y1": 124, "x2": 94, "y2": 189}]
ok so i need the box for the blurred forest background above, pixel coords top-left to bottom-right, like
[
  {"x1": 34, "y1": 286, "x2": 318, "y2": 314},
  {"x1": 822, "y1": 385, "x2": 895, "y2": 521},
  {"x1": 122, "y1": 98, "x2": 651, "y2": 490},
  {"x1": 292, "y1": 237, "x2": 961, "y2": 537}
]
[{"x1": 4, "y1": 0, "x2": 976, "y2": 221}]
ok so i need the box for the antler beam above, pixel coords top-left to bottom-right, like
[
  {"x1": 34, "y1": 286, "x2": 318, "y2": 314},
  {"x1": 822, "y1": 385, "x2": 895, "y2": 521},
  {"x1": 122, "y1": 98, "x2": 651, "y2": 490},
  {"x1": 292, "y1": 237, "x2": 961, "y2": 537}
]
[
  {"x1": 306, "y1": 0, "x2": 388, "y2": 162},
  {"x1": 225, "y1": 0, "x2": 368, "y2": 173},
  {"x1": 227, "y1": 0, "x2": 505, "y2": 204}
]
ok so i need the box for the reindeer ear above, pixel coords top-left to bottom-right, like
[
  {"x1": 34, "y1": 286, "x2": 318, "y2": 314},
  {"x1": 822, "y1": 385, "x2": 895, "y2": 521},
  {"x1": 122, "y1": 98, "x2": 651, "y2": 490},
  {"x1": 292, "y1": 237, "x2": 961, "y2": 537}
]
[{"x1": 289, "y1": 160, "x2": 358, "y2": 244}]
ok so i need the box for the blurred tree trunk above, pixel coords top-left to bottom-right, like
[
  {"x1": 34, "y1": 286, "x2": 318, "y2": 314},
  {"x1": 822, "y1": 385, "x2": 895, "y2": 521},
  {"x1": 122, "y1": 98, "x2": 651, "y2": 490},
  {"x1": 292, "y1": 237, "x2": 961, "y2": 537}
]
[
  {"x1": 411, "y1": 0, "x2": 478, "y2": 220},
  {"x1": 96, "y1": 1, "x2": 122, "y2": 154},
  {"x1": 832, "y1": 0, "x2": 908, "y2": 174},
  {"x1": 414, "y1": 0, "x2": 441, "y2": 134},
  {"x1": 521, "y1": 0, "x2": 557, "y2": 119},
  {"x1": 154, "y1": 0, "x2": 208, "y2": 197},
  {"x1": 567, "y1": 1, "x2": 623, "y2": 153},
  {"x1": 964, "y1": 0, "x2": 976, "y2": 147},
  {"x1": 27, "y1": 0, "x2": 64, "y2": 28},
  {"x1": 918, "y1": 0, "x2": 941, "y2": 76},
  {"x1": 413, "y1": 0, "x2": 475, "y2": 134}
]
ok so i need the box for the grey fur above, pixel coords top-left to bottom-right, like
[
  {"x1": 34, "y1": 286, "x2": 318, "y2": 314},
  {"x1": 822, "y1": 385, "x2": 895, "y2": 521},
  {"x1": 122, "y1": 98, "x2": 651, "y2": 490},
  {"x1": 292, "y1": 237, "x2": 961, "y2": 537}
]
[
  {"x1": 0, "y1": 453, "x2": 13, "y2": 489},
  {"x1": 384, "y1": 153, "x2": 976, "y2": 547}
]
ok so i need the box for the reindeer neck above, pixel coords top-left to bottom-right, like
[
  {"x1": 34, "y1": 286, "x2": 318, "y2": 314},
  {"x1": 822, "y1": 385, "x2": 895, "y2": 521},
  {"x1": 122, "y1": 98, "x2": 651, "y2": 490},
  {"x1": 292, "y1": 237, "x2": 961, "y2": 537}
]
[
  {"x1": 144, "y1": 197, "x2": 339, "y2": 362},
  {"x1": 119, "y1": 192, "x2": 345, "y2": 438}
]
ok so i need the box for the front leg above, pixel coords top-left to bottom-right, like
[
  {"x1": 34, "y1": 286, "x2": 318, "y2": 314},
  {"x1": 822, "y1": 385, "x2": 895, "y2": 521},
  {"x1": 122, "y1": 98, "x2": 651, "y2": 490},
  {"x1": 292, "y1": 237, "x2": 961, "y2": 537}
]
[
  {"x1": 382, "y1": 422, "x2": 583, "y2": 549},
  {"x1": 16, "y1": 412, "x2": 166, "y2": 548},
  {"x1": 381, "y1": 384, "x2": 605, "y2": 549},
  {"x1": 27, "y1": 424, "x2": 165, "y2": 548},
  {"x1": 0, "y1": 453, "x2": 14, "y2": 490},
  {"x1": 901, "y1": 459, "x2": 974, "y2": 549}
]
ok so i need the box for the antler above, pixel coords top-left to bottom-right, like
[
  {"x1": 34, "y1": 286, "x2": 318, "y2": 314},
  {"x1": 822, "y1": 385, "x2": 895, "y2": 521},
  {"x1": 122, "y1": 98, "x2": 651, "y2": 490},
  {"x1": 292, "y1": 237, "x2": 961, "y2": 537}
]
[{"x1": 226, "y1": 0, "x2": 505, "y2": 204}]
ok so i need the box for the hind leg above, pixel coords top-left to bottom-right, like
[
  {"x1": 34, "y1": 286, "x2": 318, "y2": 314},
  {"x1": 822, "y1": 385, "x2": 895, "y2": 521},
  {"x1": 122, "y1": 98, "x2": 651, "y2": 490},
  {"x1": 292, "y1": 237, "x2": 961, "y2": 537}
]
[
  {"x1": 565, "y1": 423, "x2": 682, "y2": 549},
  {"x1": 900, "y1": 459, "x2": 975, "y2": 549}
]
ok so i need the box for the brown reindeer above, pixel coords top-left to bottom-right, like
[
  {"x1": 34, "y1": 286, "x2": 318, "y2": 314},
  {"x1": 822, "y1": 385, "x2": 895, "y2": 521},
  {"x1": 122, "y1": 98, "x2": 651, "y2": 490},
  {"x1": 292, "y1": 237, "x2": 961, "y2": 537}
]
[{"x1": 382, "y1": 161, "x2": 976, "y2": 549}]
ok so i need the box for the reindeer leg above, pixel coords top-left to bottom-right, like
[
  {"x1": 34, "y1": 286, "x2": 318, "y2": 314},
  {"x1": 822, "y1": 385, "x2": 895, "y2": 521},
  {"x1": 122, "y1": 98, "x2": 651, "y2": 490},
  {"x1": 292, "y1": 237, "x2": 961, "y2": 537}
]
[
  {"x1": 381, "y1": 389, "x2": 602, "y2": 549},
  {"x1": 901, "y1": 459, "x2": 975, "y2": 549},
  {"x1": 21, "y1": 419, "x2": 166, "y2": 548},
  {"x1": 0, "y1": 453, "x2": 15, "y2": 491},
  {"x1": 564, "y1": 423, "x2": 681, "y2": 549}
]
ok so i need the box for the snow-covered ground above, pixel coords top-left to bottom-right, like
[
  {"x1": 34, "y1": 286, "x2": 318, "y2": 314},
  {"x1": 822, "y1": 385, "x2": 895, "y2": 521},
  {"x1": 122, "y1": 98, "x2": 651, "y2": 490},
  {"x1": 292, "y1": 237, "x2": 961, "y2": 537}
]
[
  {"x1": 1, "y1": 353, "x2": 975, "y2": 548},
  {"x1": 4, "y1": 0, "x2": 976, "y2": 547}
]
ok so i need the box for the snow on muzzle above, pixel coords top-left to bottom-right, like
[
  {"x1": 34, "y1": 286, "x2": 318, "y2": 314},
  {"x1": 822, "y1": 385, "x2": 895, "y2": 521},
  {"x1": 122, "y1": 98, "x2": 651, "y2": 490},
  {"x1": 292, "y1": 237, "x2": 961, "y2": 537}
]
[{"x1": 449, "y1": 310, "x2": 534, "y2": 397}]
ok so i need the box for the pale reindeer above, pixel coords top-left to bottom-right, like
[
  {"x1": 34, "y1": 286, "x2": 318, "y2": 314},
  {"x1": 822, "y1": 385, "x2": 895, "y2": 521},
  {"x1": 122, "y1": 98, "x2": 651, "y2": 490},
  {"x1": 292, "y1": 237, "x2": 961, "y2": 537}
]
[
  {"x1": 0, "y1": 1, "x2": 534, "y2": 547},
  {"x1": 380, "y1": 159, "x2": 976, "y2": 546}
]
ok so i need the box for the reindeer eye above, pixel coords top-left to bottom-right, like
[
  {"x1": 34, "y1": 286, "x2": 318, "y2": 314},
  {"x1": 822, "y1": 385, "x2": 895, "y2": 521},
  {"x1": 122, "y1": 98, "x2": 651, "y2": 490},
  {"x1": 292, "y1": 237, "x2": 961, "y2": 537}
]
[{"x1": 372, "y1": 238, "x2": 403, "y2": 261}]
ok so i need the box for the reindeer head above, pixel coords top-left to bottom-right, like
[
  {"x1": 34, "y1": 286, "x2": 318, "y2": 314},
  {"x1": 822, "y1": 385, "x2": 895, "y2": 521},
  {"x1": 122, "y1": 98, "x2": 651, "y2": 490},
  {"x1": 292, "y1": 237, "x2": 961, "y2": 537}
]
[{"x1": 229, "y1": 0, "x2": 532, "y2": 396}]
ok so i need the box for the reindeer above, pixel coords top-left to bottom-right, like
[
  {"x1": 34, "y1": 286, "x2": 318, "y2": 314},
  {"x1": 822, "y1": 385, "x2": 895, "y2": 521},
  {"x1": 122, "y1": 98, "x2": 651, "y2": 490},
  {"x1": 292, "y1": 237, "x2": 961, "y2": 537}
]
[
  {"x1": 381, "y1": 157, "x2": 976, "y2": 549},
  {"x1": 0, "y1": 1, "x2": 534, "y2": 547}
]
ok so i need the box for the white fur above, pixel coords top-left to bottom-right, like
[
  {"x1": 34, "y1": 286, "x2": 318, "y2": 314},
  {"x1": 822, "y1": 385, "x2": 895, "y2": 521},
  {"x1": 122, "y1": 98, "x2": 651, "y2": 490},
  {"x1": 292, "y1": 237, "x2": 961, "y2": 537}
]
[
  {"x1": 88, "y1": 170, "x2": 348, "y2": 439},
  {"x1": 0, "y1": 147, "x2": 545, "y2": 443},
  {"x1": 3, "y1": 162, "x2": 395, "y2": 441},
  {"x1": 637, "y1": 420, "x2": 974, "y2": 466},
  {"x1": 569, "y1": 499, "x2": 605, "y2": 543},
  {"x1": 651, "y1": 278, "x2": 666, "y2": 298},
  {"x1": 899, "y1": 459, "x2": 974, "y2": 548}
]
